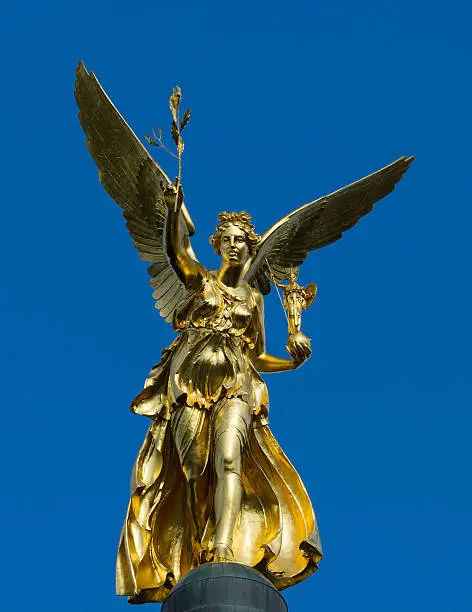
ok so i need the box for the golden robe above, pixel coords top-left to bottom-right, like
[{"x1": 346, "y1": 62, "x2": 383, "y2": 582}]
[{"x1": 116, "y1": 271, "x2": 322, "y2": 603}]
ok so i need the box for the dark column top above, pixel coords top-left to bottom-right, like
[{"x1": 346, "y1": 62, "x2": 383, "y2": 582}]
[{"x1": 162, "y1": 562, "x2": 288, "y2": 612}]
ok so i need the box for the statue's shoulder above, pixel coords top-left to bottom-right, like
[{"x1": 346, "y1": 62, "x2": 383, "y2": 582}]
[{"x1": 249, "y1": 284, "x2": 264, "y2": 306}]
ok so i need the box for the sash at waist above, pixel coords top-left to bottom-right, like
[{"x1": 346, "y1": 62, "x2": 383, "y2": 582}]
[{"x1": 180, "y1": 326, "x2": 250, "y2": 346}]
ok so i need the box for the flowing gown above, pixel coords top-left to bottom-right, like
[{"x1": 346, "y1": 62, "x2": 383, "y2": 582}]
[{"x1": 116, "y1": 269, "x2": 322, "y2": 603}]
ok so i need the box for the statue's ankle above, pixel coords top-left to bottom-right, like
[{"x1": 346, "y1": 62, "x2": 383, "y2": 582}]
[{"x1": 211, "y1": 543, "x2": 234, "y2": 562}]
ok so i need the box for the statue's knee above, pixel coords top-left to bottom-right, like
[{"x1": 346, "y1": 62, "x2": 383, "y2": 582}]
[
  {"x1": 223, "y1": 454, "x2": 235, "y2": 472},
  {"x1": 218, "y1": 452, "x2": 241, "y2": 476}
]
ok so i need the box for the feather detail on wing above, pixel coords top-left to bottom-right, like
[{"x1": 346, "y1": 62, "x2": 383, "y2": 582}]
[
  {"x1": 244, "y1": 156, "x2": 414, "y2": 294},
  {"x1": 74, "y1": 61, "x2": 196, "y2": 323}
]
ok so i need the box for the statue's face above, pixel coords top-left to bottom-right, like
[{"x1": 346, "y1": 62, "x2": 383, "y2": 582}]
[{"x1": 219, "y1": 224, "x2": 249, "y2": 266}]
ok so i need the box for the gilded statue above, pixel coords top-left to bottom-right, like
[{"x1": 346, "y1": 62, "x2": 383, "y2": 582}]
[{"x1": 74, "y1": 61, "x2": 413, "y2": 604}]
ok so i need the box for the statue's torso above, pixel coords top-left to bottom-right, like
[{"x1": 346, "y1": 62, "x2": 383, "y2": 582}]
[
  {"x1": 136, "y1": 270, "x2": 268, "y2": 417},
  {"x1": 174, "y1": 270, "x2": 258, "y2": 348}
]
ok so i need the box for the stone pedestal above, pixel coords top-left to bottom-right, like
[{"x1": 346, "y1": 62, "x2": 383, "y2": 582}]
[{"x1": 161, "y1": 562, "x2": 288, "y2": 612}]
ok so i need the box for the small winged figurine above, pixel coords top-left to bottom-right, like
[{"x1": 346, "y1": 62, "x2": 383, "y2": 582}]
[
  {"x1": 75, "y1": 61, "x2": 413, "y2": 604},
  {"x1": 276, "y1": 267, "x2": 317, "y2": 362}
]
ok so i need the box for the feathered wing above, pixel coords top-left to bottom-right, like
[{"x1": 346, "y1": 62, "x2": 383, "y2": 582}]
[
  {"x1": 244, "y1": 156, "x2": 414, "y2": 294},
  {"x1": 74, "y1": 61, "x2": 196, "y2": 323}
]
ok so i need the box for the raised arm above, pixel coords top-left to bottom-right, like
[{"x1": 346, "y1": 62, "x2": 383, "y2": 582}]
[
  {"x1": 75, "y1": 62, "x2": 200, "y2": 324},
  {"x1": 165, "y1": 186, "x2": 202, "y2": 287},
  {"x1": 250, "y1": 291, "x2": 308, "y2": 372}
]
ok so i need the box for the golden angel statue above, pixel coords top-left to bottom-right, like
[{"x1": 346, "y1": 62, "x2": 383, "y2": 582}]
[{"x1": 75, "y1": 61, "x2": 413, "y2": 604}]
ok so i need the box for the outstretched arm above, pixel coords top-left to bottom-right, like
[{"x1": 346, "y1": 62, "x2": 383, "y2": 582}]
[
  {"x1": 250, "y1": 291, "x2": 308, "y2": 372},
  {"x1": 166, "y1": 186, "x2": 202, "y2": 287}
]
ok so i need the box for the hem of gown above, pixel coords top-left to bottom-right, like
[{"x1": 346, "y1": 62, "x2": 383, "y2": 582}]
[
  {"x1": 119, "y1": 538, "x2": 322, "y2": 603},
  {"x1": 131, "y1": 329, "x2": 269, "y2": 421},
  {"x1": 132, "y1": 390, "x2": 271, "y2": 427},
  {"x1": 117, "y1": 391, "x2": 321, "y2": 602}
]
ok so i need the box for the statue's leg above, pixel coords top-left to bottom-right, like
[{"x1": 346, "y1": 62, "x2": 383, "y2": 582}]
[
  {"x1": 212, "y1": 397, "x2": 252, "y2": 561},
  {"x1": 171, "y1": 404, "x2": 209, "y2": 543}
]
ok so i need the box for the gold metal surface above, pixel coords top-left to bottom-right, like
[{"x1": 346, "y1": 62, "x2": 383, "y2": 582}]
[
  {"x1": 74, "y1": 61, "x2": 414, "y2": 604},
  {"x1": 277, "y1": 268, "x2": 317, "y2": 362}
]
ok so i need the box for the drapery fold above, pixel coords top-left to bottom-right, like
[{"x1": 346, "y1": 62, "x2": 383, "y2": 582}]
[{"x1": 117, "y1": 414, "x2": 322, "y2": 603}]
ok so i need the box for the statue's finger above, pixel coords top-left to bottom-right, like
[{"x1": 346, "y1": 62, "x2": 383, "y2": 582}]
[
  {"x1": 298, "y1": 345, "x2": 309, "y2": 360},
  {"x1": 290, "y1": 345, "x2": 301, "y2": 361}
]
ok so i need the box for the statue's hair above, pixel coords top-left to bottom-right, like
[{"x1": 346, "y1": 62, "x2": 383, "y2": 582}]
[{"x1": 209, "y1": 211, "x2": 261, "y2": 255}]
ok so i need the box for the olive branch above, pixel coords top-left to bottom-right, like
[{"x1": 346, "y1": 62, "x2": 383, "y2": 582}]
[{"x1": 144, "y1": 86, "x2": 191, "y2": 210}]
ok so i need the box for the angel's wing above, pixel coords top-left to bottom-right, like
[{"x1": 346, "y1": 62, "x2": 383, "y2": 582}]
[
  {"x1": 74, "y1": 61, "x2": 196, "y2": 323},
  {"x1": 244, "y1": 156, "x2": 414, "y2": 294}
]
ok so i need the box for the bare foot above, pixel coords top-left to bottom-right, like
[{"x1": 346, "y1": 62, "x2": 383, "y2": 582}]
[{"x1": 212, "y1": 543, "x2": 234, "y2": 562}]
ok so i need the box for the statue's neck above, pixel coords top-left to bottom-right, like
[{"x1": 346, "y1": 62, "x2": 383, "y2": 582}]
[{"x1": 217, "y1": 263, "x2": 243, "y2": 287}]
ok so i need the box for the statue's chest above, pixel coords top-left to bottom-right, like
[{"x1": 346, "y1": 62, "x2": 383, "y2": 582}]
[{"x1": 191, "y1": 277, "x2": 253, "y2": 332}]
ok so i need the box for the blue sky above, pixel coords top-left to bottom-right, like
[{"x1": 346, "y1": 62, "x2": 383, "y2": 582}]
[{"x1": 1, "y1": 1, "x2": 471, "y2": 610}]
